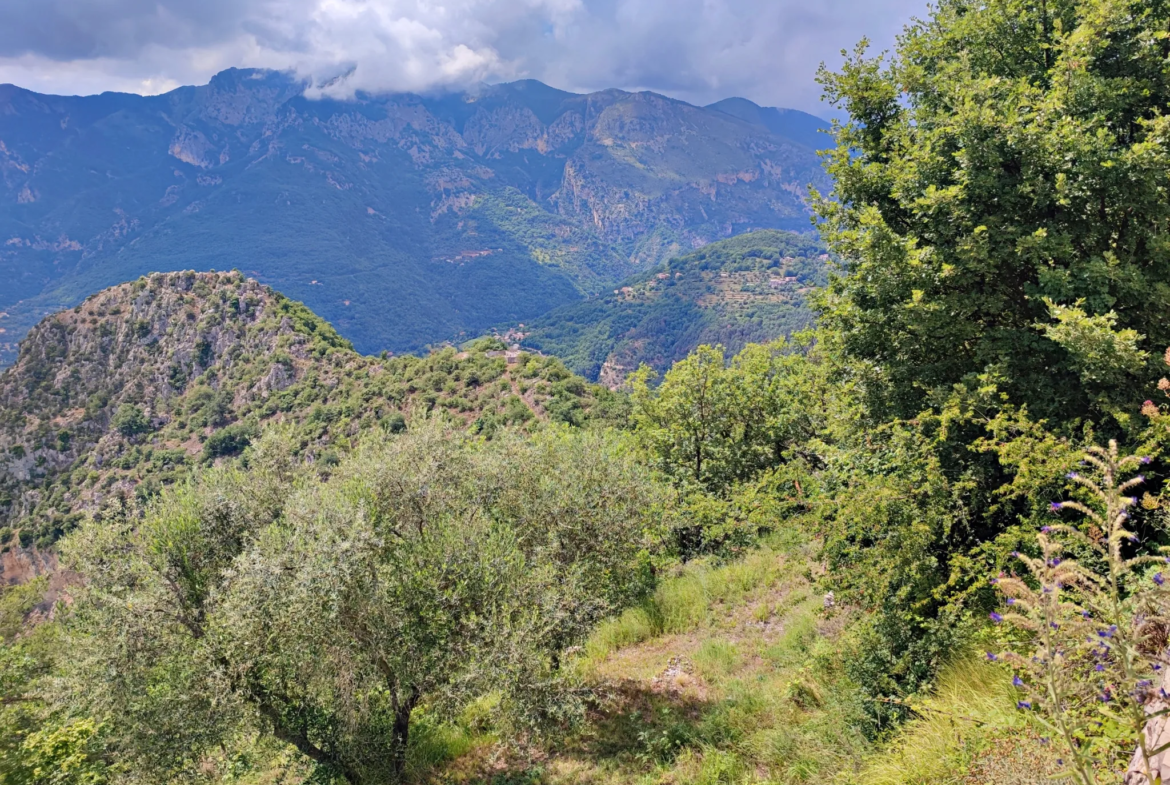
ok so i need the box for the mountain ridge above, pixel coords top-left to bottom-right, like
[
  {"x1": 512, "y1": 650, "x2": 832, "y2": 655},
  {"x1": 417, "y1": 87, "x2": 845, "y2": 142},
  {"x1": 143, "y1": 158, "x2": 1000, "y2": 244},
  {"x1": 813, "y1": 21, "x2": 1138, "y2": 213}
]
[
  {"x1": 0, "y1": 68, "x2": 831, "y2": 366},
  {"x1": 518, "y1": 229, "x2": 829, "y2": 385}
]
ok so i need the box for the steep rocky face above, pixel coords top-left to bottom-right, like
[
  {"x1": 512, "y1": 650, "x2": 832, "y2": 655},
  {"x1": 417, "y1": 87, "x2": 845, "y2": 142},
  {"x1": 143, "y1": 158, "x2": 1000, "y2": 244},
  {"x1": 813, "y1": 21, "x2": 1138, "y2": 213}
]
[
  {"x1": 0, "y1": 271, "x2": 622, "y2": 580},
  {"x1": 0, "y1": 270, "x2": 344, "y2": 547},
  {"x1": 0, "y1": 70, "x2": 830, "y2": 365}
]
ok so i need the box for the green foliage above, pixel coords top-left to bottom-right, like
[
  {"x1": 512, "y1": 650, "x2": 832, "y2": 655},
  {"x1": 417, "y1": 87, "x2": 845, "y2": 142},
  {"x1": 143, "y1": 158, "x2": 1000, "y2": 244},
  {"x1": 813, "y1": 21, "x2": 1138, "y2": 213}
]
[
  {"x1": 629, "y1": 337, "x2": 832, "y2": 554},
  {"x1": 110, "y1": 405, "x2": 148, "y2": 438},
  {"x1": 0, "y1": 581, "x2": 109, "y2": 785},
  {"x1": 815, "y1": 0, "x2": 1170, "y2": 425},
  {"x1": 1038, "y1": 299, "x2": 1149, "y2": 411},
  {"x1": 201, "y1": 423, "x2": 254, "y2": 460},
  {"x1": 60, "y1": 420, "x2": 667, "y2": 784}
]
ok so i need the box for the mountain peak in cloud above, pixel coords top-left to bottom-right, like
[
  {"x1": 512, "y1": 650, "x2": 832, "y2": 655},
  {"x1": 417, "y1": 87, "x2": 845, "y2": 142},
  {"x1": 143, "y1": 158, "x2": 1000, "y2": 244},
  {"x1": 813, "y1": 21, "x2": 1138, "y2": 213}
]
[{"x1": 0, "y1": 0, "x2": 927, "y2": 113}]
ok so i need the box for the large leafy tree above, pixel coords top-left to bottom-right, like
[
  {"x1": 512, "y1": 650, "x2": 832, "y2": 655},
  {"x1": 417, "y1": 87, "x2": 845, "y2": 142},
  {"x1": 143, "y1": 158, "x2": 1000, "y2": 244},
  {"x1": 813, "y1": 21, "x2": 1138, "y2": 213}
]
[{"x1": 816, "y1": 0, "x2": 1170, "y2": 424}]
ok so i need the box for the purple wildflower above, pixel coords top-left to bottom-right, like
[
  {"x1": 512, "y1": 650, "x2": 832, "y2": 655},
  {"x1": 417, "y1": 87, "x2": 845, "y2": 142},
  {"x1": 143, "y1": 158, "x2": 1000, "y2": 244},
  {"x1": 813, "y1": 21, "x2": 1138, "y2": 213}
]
[
  {"x1": 1018, "y1": 701, "x2": 1032, "y2": 710},
  {"x1": 986, "y1": 652, "x2": 998, "y2": 662},
  {"x1": 1066, "y1": 472, "x2": 1078, "y2": 480},
  {"x1": 1007, "y1": 598, "x2": 1017, "y2": 605},
  {"x1": 990, "y1": 612, "x2": 1003, "y2": 623},
  {"x1": 1013, "y1": 675, "x2": 1024, "y2": 687},
  {"x1": 1142, "y1": 457, "x2": 1152, "y2": 464},
  {"x1": 1040, "y1": 526, "x2": 1052, "y2": 533},
  {"x1": 1156, "y1": 573, "x2": 1165, "y2": 587},
  {"x1": 1096, "y1": 664, "x2": 1105, "y2": 672},
  {"x1": 1050, "y1": 502, "x2": 1063, "y2": 512}
]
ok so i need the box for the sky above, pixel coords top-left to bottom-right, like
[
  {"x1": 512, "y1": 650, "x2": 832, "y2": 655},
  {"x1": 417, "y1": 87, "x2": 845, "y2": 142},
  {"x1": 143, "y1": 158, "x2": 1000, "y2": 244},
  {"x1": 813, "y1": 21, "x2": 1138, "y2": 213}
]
[{"x1": 0, "y1": 0, "x2": 928, "y2": 115}]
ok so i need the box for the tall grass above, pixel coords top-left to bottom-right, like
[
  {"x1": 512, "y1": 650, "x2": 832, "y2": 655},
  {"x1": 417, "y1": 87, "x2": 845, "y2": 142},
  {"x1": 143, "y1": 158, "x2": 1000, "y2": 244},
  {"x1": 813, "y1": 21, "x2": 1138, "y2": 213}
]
[{"x1": 855, "y1": 655, "x2": 1041, "y2": 785}]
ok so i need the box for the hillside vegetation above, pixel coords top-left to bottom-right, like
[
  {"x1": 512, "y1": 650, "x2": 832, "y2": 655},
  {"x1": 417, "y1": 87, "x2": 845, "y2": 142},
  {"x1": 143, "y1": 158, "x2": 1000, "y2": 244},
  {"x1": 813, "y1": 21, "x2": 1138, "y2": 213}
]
[
  {"x1": 7, "y1": 2, "x2": 1170, "y2": 785},
  {"x1": 0, "y1": 271, "x2": 622, "y2": 570},
  {"x1": 520, "y1": 230, "x2": 828, "y2": 384}
]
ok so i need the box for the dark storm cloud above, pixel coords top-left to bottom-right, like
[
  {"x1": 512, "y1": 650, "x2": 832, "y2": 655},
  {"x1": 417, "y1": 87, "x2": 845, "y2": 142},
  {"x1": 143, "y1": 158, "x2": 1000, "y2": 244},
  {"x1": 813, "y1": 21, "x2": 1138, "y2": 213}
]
[
  {"x1": 0, "y1": 0, "x2": 247, "y2": 60},
  {"x1": 0, "y1": 0, "x2": 927, "y2": 113}
]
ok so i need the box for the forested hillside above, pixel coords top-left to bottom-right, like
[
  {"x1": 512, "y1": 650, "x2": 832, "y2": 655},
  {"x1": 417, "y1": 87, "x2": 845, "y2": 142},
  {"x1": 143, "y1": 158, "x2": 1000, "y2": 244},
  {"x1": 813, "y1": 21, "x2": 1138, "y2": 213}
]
[
  {"x1": 0, "y1": 270, "x2": 621, "y2": 581},
  {"x1": 0, "y1": 72, "x2": 830, "y2": 365},
  {"x1": 519, "y1": 230, "x2": 828, "y2": 384},
  {"x1": 7, "y1": 2, "x2": 1170, "y2": 785}
]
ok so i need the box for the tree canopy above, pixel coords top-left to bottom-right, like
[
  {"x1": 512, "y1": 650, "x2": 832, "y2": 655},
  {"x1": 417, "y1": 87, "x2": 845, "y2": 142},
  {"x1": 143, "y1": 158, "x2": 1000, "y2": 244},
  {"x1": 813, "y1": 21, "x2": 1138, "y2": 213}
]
[{"x1": 816, "y1": 0, "x2": 1170, "y2": 424}]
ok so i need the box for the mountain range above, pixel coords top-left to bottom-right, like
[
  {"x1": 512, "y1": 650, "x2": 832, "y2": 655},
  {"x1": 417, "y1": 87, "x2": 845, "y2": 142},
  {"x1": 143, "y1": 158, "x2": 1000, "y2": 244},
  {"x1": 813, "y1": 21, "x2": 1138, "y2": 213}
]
[{"x1": 0, "y1": 68, "x2": 831, "y2": 365}]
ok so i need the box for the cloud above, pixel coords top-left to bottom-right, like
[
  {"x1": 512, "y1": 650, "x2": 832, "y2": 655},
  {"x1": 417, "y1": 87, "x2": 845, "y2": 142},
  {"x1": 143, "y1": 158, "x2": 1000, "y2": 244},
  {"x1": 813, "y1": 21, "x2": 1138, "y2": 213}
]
[{"x1": 0, "y1": 0, "x2": 926, "y2": 112}]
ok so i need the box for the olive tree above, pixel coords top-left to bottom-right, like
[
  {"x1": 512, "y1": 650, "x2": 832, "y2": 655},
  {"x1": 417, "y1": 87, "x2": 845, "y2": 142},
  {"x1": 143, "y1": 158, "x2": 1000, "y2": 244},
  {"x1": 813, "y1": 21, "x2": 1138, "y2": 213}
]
[{"x1": 61, "y1": 420, "x2": 664, "y2": 783}]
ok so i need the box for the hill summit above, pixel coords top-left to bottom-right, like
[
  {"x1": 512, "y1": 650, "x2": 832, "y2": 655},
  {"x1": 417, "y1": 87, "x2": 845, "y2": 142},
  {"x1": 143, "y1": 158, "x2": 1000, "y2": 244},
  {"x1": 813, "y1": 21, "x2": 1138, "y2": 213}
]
[{"x1": 0, "y1": 270, "x2": 621, "y2": 582}]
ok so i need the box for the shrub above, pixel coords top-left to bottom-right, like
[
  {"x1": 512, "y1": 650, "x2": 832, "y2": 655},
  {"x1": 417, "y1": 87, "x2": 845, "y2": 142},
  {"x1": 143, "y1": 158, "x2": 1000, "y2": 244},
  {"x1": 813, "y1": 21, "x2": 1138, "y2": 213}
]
[
  {"x1": 202, "y1": 424, "x2": 254, "y2": 460},
  {"x1": 112, "y1": 405, "x2": 149, "y2": 437},
  {"x1": 993, "y1": 441, "x2": 1168, "y2": 784}
]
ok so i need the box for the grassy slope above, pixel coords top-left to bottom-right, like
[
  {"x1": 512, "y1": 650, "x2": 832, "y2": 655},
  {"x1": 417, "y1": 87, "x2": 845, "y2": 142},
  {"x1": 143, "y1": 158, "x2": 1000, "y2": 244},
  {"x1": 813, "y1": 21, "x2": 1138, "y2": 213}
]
[{"x1": 391, "y1": 535, "x2": 1056, "y2": 785}]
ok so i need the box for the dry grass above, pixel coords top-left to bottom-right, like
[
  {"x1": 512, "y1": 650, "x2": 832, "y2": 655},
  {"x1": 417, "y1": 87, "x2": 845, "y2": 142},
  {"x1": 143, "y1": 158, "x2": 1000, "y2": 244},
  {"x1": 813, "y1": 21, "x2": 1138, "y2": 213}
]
[{"x1": 853, "y1": 656, "x2": 1061, "y2": 785}]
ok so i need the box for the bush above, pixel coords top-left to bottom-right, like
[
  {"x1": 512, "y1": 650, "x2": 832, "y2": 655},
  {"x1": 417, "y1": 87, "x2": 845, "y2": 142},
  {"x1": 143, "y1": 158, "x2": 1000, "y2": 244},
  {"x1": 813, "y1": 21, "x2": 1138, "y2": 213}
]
[
  {"x1": 381, "y1": 412, "x2": 407, "y2": 434},
  {"x1": 112, "y1": 404, "x2": 149, "y2": 437},
  {"x1": 202, "y1": 424, "x2": 254, "y2": 460}
]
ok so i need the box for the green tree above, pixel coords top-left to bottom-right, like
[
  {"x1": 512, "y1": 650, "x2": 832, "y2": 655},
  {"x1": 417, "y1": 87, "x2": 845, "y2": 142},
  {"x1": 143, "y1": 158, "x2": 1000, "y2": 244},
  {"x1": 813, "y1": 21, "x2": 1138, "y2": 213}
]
[
  {"x1": 631, "y1": 338, "x2": 834, "y2": 496},
  {"x1": 61, "y1": 422, "x2": 663, "y2": 784},
  {"x1": 110, "y1": 405, "x2": 148, "y2": 438},
  {"x1": 630, "y1": 345, "x2": 731, "y2": 491},
  {"x1": 473, "y1": 427, "x2": 664, "y2": 662},
  {"x1": 0, "y1": 581, "x2": 108, "y2": 785},
  {"x1": 816, "y1": 0, "x2": 1170, "y2": 424}
]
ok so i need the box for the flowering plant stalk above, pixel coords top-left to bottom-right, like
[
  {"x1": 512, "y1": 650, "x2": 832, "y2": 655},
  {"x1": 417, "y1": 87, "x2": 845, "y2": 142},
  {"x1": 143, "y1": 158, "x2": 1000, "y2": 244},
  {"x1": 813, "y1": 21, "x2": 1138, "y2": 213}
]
[{"x1": 994, "y1": 441, "x2": 1169, "y2": 784}]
